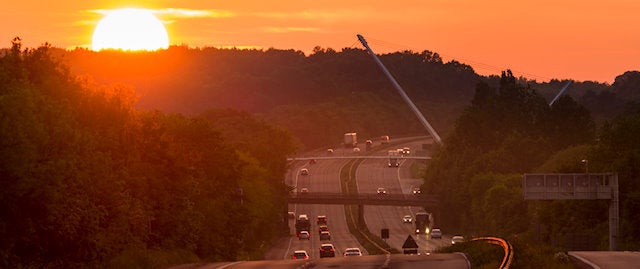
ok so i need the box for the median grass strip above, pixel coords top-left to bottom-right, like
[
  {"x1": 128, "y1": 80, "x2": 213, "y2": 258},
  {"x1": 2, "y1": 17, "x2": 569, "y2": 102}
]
[{"x1": 340, "y1": 158, "x2": 400, "y2": 254}]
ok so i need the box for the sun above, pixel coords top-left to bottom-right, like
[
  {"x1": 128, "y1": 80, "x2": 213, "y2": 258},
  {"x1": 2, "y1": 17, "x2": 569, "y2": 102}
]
[{"x1": 92, "y1": 8, "x2": 169, "y2": 51}]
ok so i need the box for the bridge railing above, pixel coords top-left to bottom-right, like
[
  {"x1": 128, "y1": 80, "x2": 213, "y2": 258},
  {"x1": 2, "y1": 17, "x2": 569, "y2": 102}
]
[{"x1": 289, "y1": 192, "x2": 438, "y2": 202}]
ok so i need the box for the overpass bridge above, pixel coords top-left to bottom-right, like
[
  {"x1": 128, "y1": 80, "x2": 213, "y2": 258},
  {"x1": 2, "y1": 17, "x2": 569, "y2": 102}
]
[
  {"x1": 288, "y1": 192, "x2": 440, "y2": 226},
  {"x1": 288, "y1": 192, "x2": 437, "y2": 207},
  {"x1": 287, "y1": 156, "x2": 431, "y2": 161}
]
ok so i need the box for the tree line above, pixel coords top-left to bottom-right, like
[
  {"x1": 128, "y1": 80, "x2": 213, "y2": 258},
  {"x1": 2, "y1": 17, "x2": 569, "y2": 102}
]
[
  {"x1": 423, "y1": 70, "x2": 640, "y2": 257},
  {"x1": 0, "y1": 38, "x2": 298, "y2": 268},
  {"x1": 59, "y1": 45, "x2": 640, "y2": 151}
]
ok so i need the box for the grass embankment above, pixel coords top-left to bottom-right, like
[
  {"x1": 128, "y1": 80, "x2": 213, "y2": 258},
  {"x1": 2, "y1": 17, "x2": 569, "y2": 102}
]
[{"x1": 340, "y1": 159, "x2": 400, "y2": 254}]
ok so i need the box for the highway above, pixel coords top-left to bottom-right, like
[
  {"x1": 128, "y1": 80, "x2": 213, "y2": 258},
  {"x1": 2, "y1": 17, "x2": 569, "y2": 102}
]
[
  {"x1": 172, "y1": 253, "x2": 469, "y2": 269},
  {"x1": 358, "y1": 140, "x2": 451, "y2": 254},
  {"x1": 172, "y1": 137, "x2": 470, "y2": 268},
  {"x1": 281, "y1": 147, "x2": 366, "y2": 259},
  {"x1": 569, "y1": 251, "x2": 640, "y2": 269}
]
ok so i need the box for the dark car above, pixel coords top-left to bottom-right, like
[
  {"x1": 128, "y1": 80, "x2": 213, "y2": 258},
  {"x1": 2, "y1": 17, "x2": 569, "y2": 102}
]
[
  {"x1": 320, "y1": 231, "x2": 331, "y2": 241},
  {"x1": 319, "y1": 244, "x2": 336, "y2": 258},
  {"x1": 318, "y1": 225, "x2": 329, "y2": 235}
]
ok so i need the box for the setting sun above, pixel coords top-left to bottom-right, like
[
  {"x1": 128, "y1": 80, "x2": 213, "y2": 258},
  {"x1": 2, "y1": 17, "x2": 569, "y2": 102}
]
[{"x1": 92, "y1": 8, "x2": 169, "y2": 51}]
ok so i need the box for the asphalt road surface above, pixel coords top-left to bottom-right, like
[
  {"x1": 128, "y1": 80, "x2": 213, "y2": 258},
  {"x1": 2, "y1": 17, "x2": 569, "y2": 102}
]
[
  {"x1": 358, "y1": 140, "x2": 451, "y2": 254},
  {"x1": 569, "y1": 251, "x2": 640, "y2": 269},
  {"x1": 172, "y1": 253, "x2": 469, "y2": 269}
]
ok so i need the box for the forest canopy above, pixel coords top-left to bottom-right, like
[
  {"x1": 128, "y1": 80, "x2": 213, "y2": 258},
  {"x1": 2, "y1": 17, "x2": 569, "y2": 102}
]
[{"x1": 0, "y1": 38, "x2": 298, "y2": 268}]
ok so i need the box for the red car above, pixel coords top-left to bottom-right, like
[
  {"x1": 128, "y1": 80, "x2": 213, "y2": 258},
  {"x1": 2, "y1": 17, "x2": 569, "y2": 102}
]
[{"x1": 317, "y1": 215, "x2": 328, "y2": 225}]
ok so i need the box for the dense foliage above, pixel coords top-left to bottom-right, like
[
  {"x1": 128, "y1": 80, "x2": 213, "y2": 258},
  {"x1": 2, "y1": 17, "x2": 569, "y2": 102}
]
[
  {"x1": 0, "y1": 38, "x2": 298, "y2": 268},
  {"x1": 3, "y1": 37, "x2": 640, "y2": 267},
  {"x1": 423, "y1": 70, "x2": 640, "y2": 256},
  {"x1": 64, "y1": 45, "x2": 482, "y2": 149}
]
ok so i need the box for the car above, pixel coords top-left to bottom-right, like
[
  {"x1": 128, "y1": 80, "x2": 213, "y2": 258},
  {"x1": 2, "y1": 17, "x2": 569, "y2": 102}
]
[
  {"x1": 377, "y1": 187, "x2": 387, "y2": 194},
  {"x1": 291, "y1": 250, "x2": 309, "y2": 260},
  {"x1": 319, "y1": 243, "x2": 336, "y2": 258},
  {"x1": 298, "y1": 230, "x2": 311, "y2": 240},
  {"x1": 451, "y1": 235, "x2": 465, "y2": 245},
  {"x1": 327, "y1": 148, "x2": 334, "y2": 154},
  {"x1": 318, "y1": 225, "x2": 329, "y2": 234},
  {"x1": 288, "y1": 211, "x2": 296, "y2": 219},
  {"x1": 343, "y1": 247, "x2": 363, "y2": 256},
  {"x1": 300, "y1": 187, "x2": 309, "y2": 194},
  {"x1": 402, "y1": 215, "x2": 412, "y2": 223},
  {"x1": 353, "y1": 147, "x2": 360, "y2": 152},
  {"x1": 319, "y1": 231, "x2": 331, "y2": 241},
  {"x1": 402, "y1": 147, "x2": 411, "y2": 155},
  {"x1": 309, "y1": 159, "x2": 316, "y2": 164},
  {"x1": 430, "y1": 228, "x2": 442, "y2": 239},
  {"x1": 412, "y1": 187, "x2": 421, "y2": 195},
  {"x1": 317, "y1": 215, "x2": 328, "y2": 225},
  {"x1": 300, "y1": 168, "x2": 309, "y2": 176},
  {"x1": 365, "y1": 140, "x2": 373, "y2": 150}
]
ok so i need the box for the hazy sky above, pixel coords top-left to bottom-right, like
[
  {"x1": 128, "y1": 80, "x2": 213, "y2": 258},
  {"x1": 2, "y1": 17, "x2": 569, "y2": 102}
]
[{"x1": 2, "y1": 0, "x2": 639, "y2": 83}]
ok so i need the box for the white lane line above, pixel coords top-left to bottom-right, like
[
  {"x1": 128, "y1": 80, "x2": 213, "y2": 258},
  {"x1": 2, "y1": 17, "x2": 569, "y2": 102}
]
[{"x1": 215, "y1": 261, "x2": 242, "y2": 269}]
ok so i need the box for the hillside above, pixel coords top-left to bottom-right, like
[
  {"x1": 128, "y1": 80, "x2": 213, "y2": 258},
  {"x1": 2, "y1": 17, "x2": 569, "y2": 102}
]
[{"x1": 60, "y1": 46, "x2": 639, "y2": 149}]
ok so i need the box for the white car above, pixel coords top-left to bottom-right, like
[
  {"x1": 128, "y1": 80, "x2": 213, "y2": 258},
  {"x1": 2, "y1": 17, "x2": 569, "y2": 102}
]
[
  {"x1": 291, "y1": 250, "x2": 309, "y2": 260},
  {"x1": 402, "y1": 215, "x2": 412, "y2": 223},
  {"x1": 430, "y1": 228, "x2": 442, "y2": 239},
  {"x1": 300, "y1": 168, "x2": 309, "y2": 176},
  {"x1": 451, "y1": 235, "x2": 465, "y2": 245},
  {"x1": 343, "y1": 247, "x2": 363, "y2": 256},
  {"x1": 298, "y1": 230, "x2": 311, "y2": 240},
  {"x1": 377, "y1": 187, "x2": 387, "y2": 194}
]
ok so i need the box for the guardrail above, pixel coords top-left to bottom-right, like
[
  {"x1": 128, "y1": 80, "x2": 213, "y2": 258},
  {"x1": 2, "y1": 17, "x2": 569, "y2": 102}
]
[{"x1": 471, "y1": 237, "x2": 514, "y2": 269}]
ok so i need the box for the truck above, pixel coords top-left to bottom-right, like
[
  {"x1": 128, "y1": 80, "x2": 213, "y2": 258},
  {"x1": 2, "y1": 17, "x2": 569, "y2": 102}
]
[
  {"x1": 344, "y1": 133, "x2": 357, "y2": 148},
  {"x1": 295, "y1": 214, "x2": 311, "y2": 235},
  {"x1": 415, "y1": 211, "x2": 430, "y2": 235},
  {"x1": 388, "y1": 150, "x2": 400, "y2": 167}
]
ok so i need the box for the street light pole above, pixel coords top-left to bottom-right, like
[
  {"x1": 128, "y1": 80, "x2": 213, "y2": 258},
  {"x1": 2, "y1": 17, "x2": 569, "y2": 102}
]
[{"x1": 581, "y1": 159, "x2": 589, "y2": 177}]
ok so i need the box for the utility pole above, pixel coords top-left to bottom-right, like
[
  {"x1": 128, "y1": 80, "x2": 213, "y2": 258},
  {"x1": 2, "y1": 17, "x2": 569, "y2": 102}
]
[{"x1": 357, "y1": 34, "x2": 443, "y2": 145}]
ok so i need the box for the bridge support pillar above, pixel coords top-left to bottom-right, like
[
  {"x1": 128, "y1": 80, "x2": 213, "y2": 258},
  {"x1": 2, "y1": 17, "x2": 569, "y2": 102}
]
[{"x1": 358, "y1": 204, "x2": 365, "y2": 226}]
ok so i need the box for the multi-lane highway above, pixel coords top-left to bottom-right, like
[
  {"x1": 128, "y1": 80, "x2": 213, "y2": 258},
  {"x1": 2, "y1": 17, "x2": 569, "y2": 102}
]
[
  {"x1": 172, "y1": 137, "x2": 471, "y2": 268},
  {"x1": 281, "y1": 152, "x2": 366, "y2": 259},
  {"x1": 358, "y1": 139, "x2": 451, "y2": 254}
]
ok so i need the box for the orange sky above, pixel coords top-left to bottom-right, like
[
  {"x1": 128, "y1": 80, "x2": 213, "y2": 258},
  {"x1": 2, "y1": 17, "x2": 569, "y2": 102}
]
[{"x1": 2, "y1": 0, "x2": 639, "y2": 83}]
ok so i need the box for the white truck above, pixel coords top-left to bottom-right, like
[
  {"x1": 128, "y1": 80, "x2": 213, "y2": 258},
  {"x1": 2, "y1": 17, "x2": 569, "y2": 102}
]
[
  {"x1": 388, "y1": 150, "x2": 400, "y2": 167},
  {"x1": 344, "y1": 133, "x2": 357, "y2": 148}
]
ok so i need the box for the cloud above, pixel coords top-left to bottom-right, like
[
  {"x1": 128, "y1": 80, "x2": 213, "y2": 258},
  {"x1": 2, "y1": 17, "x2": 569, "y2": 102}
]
[
  {"x1": 254, "y1": 9, "x2": 369, "y2": 22},
  {"x1": 154, "y1": 8, "x2": 235, "y2": 19},
  {"x1": 89, "y1": 8, "x2": 234, "y2": 19},
  {"x1": 261, "y1": 26, "x2": 323, "y2": 33}
]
